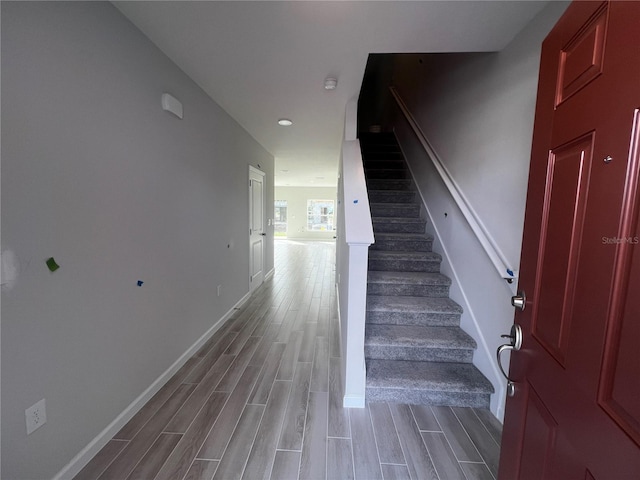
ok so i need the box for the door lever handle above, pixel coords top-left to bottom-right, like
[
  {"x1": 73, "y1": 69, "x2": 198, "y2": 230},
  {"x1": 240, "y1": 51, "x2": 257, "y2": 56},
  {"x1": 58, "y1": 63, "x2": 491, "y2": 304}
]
[{"x1": 497, "y1": 324, "x2": 522, "y2": 396}]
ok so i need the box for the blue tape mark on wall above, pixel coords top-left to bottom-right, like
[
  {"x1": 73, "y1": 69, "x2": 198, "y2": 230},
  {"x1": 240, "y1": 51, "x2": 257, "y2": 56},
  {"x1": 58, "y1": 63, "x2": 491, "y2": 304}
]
[
  {"x1": 506, "y1": 269, "x2": 514, "y2": 277},
  {"x1": 137, "y1": 280, "x2": 144, "y2": 287}
]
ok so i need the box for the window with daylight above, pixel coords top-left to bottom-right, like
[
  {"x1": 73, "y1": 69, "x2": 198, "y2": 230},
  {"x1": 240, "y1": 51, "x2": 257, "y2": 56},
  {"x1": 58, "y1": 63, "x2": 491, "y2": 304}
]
[
  {"x1": 274, "y1": 200, "x2": 287, "y2": 236},
  {"x1": 307, "y1": 199, "x2": 335, "y2": 231}
]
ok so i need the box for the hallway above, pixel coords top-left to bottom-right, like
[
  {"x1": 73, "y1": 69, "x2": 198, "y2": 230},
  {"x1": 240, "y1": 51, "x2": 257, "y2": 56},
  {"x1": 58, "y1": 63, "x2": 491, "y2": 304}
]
[{"x1": 75, "y1": 240, "x2": 501, "y2": 480}]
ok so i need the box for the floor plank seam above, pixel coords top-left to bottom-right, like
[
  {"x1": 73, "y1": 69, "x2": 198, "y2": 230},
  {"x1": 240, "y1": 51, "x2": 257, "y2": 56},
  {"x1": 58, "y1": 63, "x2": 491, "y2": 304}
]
[
  {"x1": 380, "y1": 402, "x2": 409, "y2": 469},
  {"x1": 471, "y1": 408, "x2": 502, "y2": 449},
  {"x1": 236, "y1": 403, "x2": 268, "y2": 480},
  {"x1": 449, "y1": 407, "x2": 484, "y2": 461}
]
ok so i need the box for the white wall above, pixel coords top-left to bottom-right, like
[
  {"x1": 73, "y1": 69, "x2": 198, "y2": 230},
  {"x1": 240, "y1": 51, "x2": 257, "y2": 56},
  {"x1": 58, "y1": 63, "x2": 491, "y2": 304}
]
[
  {"x1": 1, "y1": 3, "x2": 274, "y2": 479},
  {"x1": 387, "y1": 1, "x2": 569, "y2": 419},
  {"x1": 275, "y1": 186, "x2": 337, "y2": 240}
]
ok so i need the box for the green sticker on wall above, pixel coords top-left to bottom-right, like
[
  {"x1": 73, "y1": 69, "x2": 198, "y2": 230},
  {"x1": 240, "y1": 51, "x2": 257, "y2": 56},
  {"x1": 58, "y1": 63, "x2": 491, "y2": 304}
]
[{"x1": 46, "y1": 257, "x2": 60, "y2": 272}]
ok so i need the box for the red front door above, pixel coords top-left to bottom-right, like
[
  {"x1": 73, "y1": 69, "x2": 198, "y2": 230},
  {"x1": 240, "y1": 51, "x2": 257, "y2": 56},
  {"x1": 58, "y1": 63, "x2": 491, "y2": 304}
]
[{"x1": 499, "y1": 2, "x2": 640, "y2": 478}]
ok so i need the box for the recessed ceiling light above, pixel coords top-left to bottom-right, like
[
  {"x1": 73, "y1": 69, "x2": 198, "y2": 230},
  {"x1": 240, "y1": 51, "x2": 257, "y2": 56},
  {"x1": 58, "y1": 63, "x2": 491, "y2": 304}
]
[
  {"x1": 324, "y1": 77, "x2": 337, "y2": 90},
  {"x1": 278, "y1": 118, "x2": 293, "y2": 126}
]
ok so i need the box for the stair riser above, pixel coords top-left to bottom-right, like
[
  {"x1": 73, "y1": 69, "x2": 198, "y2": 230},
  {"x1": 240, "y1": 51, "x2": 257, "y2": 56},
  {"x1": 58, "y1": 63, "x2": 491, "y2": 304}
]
[
  {"x1": 373, "y1": 222, "x2": 425, "y2": 234},
  {"x1": 367, "y1": 283, "x2": 450, "y2": 298},
  {"x1": 367, "y1": 180, "x2": 413, "y2": 191},
  {"x1": 368, "y1": 191, "x2": 416, "y2": 203},
  {"x1": 365, "y1": 346, "x2": 473, "y2": 363},
  {"x1": 361, "y1": 145, "x2": 401, "y2": 152},
  {"x1": 368, "y1": 258, "x2": 440, "y2": 272},
  {"x1": 364, "y1": 160, "x2": 406, "y2": 170},
  {"x1": 365, "y1": 170, "x2": 409, "y2": 179},
  {"x1": 370, "y1": 205, "x2": 421, "y2": 217},
  {"x1": 366, "y1": 311, "x2": 461, "y2": 327},
  {"x1": 370, "y1": 239, "x2": 433, "y2": 251},
  {"x1": 363, "y1": 152, "x2": 404, "y2": 160},
  {"x1": 359, "y1": 133, "x2": 396, "y2": 142},
  {"x1": 365, "y1": 387, "x2": 490, "y2": 409}
]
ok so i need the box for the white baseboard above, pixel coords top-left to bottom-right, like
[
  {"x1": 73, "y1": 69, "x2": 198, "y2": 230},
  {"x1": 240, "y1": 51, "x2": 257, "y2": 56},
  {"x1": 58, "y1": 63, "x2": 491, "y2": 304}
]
[
  {"x1": 53, "y1": 291, "x2": 251, "y2": 480},
  {"x1": 343, "y1": 394, "x2": 365, "y2": 408},
  {"x1": 264, "y1": 267, "x2": 275, "y2": 281}
]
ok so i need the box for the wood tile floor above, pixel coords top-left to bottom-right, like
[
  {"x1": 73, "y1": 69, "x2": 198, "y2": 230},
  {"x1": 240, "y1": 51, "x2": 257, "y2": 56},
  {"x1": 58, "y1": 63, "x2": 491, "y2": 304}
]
[{"x1": 75, "y1": 240, "x2": 502, "y2": 480}]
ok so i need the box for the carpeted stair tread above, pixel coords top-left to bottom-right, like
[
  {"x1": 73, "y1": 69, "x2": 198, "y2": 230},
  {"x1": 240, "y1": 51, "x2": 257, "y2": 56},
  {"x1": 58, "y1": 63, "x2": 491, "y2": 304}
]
[
  {"x1": 366, "y1": 325, "x2": 476, "y2": 350},
  {"x1": 364, "y1": 159, "x2": 406, "y2": 169},
  {"x1": 359, "y1": 132, "x2": 396, "y2": 140},
  {"x1": 366, "y1": 179, "x2": 413, "y2": 190},
  {"x1": 374, "y1": 232, "x2": 434, "y2": 242},
  {"x1": 368, "y1": 271, "x2": 450, "y2": 286},
  {"x1": 362, "y1": 152, "x2": 404, "y2": 161},
  {"x1": 368, "y1": 191, "x2": 416, "y2": 203},
  {"x1": 366, "y1": 295, "x2": 462, "y2": 326},
  {"x1": 361, "y1": 144, "x2": 401, "y2": 152},
  {"x1": 369, "y1": 250, "x2": 440, "y2": 261},
  {"x1": 364, "y1": 169, "x2": 409, "y2": 180},
  {"x1": 370, "y1": 202, "x2": 420, "y2": 208},
  {"x1": 367, "y1": 271, "x2": 450, "y2": 297},
  {"x1": 372, "y1": 216, "x2": 425, "y2": 224},
  {"x1": 367, "y1": 295, "x2": 463, "y2": 315},
  {"x1": 365, "y1": 325, "x2": 476, "y2": 363},
  {"x1": 370, "y1": 203, "x2": 421, "y2": 218},
  {"x1": 372, "y1": 217, "x2": 427, "y2": 234},
  {"x1": 368, "y1": 259, "x2": 440, "y2": 273},
  {"x1": 366, "y1": 359, "x2": 493, "y2": 392},
  {"x1": 368, "y1": 250, "x2": 441, "y2": 272},
  {"x1": 365, "y1": 359, "x2": 494, "y2": 407},
  {"x1": 370, "y1": 232, "x2": 434, "y2": 252}
]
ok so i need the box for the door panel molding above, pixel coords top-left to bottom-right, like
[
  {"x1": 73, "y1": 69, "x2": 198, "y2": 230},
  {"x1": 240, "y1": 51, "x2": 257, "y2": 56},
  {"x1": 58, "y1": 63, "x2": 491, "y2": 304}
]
[
  {"x1": 555, "y1": 2, "x2": 608, "y2": 107},
  {"x1": 598, "y1": 109, "x2": 640, "y2": 447},
  {"x1": 531, "y1": 133, "x2": 593, "y2": 365},
  {"x1": 518, "y1": 382, "x2": 559, "y2": 480}
]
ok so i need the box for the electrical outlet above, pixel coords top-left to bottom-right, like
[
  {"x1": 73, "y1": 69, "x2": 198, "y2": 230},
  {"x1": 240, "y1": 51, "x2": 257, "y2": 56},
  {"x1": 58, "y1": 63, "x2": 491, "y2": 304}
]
[
  {"x1": 217, "y1": 285, "x2": 222, "y2": 297},
  {"x1": 25, "y1": 398, "x2": 47, "y2": 435}
]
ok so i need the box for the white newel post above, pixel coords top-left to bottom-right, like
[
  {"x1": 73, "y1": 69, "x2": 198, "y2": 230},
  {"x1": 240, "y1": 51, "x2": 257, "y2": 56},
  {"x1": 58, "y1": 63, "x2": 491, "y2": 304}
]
[{"x1": 336, "y1": 98, "x2": 374, "y2": 408}]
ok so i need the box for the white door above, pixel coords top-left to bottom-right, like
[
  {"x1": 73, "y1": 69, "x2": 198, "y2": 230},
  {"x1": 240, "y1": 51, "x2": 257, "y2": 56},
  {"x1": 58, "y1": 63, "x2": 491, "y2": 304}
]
[{"x1": 249, "y1": 166, "x2": 265, "y2": 293}]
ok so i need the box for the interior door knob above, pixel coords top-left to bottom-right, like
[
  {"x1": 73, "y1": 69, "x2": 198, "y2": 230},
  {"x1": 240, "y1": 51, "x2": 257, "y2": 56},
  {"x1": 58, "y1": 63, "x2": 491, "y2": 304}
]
[{"x1": 511, "y1": 291, "x2": 526, "y2": 311}]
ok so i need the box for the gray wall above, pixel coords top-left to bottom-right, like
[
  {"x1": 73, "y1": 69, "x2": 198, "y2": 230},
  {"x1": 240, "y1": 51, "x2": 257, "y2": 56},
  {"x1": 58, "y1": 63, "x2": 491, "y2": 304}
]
[
  {"x1": 385, "y1": 1, "x2": 569, "y2": 418},
  {"x1": 391, "y1": 0, "x2": 569, "y2": 267},
  {"x1": 1, "y1": 2, "x2": 274, "y2": 478}
]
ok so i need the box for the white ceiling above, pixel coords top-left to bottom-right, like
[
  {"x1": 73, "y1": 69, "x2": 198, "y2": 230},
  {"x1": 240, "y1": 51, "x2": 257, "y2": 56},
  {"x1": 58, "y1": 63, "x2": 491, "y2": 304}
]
[{"x1": 114, "y1": 1, "x2": 548, "y2": 187}]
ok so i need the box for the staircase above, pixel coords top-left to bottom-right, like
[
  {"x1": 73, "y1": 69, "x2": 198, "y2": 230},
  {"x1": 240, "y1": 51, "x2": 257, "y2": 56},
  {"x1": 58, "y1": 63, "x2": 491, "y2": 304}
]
[{"x1": 360, "y1": 132, "x2": 494, "y2": 408}]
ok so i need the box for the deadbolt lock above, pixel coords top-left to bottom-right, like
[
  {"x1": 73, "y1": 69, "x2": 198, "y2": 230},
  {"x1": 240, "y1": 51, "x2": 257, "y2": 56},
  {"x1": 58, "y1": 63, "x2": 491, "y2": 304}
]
[{"x1": 511, "y1": 291, "x2": 526, "y2": 311}]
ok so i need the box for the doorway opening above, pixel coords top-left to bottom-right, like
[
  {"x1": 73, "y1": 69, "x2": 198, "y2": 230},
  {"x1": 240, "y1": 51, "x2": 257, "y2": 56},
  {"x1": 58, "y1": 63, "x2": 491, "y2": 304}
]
[{"x1": 274, "y1": 200, "x2": 288, "y2": 237}]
